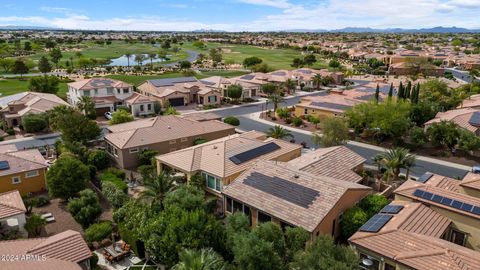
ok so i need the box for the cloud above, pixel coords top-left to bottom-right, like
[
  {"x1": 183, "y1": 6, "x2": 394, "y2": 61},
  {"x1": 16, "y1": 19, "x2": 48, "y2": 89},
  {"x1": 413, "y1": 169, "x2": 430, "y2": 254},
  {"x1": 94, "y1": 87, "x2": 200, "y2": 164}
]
[{"x1": 237, "y1": 0, "x2": 292, "y2": 9}]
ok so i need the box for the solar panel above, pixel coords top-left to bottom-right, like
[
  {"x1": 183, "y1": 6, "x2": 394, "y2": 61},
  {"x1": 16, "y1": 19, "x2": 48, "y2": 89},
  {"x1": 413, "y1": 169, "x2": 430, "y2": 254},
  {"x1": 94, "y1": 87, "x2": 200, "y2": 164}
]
[
  {"x1": 243, "y1": 172, "x2": 320, "y2": 208},
  {"x1": 229, "y1": 142, "x2": 280, "y2": 165},
  {"x1": 440, "y1": 197, "x2": 453, "y2": 206},
  {"x1": 468, "y1": 111, "x2": 480, "y2": 127},
  {"x1": 452, "y1": 200, "x2": 463, "y2": 210},
  {"x1": 413, "y1": 189, "x2": 480, "y2": 216},
  {"x1": 422, "y1": 191, "x2": 434, "y2": 200},
  {"x1": 296, "y1": 69, "x2": 312, "y2": 74},
  {"x1": 240, "y1": 74, "x2": 255, "y2": 80},
  {"x1": 200, "y1": 80, "x2": 216, "y2": 86},
  {"x1": 0, "y1": 160, "x2": 9, "y2": 170},
  {"x1": 271, "y1": 71, "x2": 286, "y2": 76},
  {"x1": 472, "y1": 206, "x2": 480, "y2": 215},
  {"x1": 461, "y1": 203, "x2": 473, "y2": 212},
  {"x1": 310, "y1": 102, "x2": 352, "y2": 111},
  {"x1": 359, "y1": 214, "x2": 393, "y2": 233},
  {"x1": 417, "y1": 172, "x2": 434, "y2": 183},
  {"x1": 431, "y1": 195, "x2": 443, "y2": 203},
  {"x1": 149, "y1": 77, "x2": 197, "y2": 87},
  {"x1": 413, "y1": 189, "x2": 424, "y2": 197},
  {"x1": 380, "y1": 205, "x2": 404, "y2": 214}
]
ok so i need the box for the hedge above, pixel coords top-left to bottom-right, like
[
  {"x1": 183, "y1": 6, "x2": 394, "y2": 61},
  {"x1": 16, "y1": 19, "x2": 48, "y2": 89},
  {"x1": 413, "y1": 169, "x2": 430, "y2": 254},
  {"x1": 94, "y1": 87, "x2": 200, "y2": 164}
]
[
  {"x1": 85, "y1": 221, "x2": 113, "y2": 243},
  {"x1": 223, "y1": 116, "x2": 240, "y2": 126},
  {"x1": 100, "y1": 172, "x2": 128, "y2": 193},
  {"x1": 118, "y1": 224, "x2": 145, "y2": 258}
]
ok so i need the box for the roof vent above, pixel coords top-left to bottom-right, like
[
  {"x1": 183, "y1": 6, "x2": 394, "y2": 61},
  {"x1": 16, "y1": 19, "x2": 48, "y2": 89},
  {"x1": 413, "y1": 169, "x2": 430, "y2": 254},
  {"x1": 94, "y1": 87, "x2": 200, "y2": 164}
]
[
  {"x1": 213, "y1": 146, "x2": 218, "y2": 149},
  {"x1": 0, "y1": 161, "x2": 10, "y2": 170},
  {"x1": 293, "y1": 174, "x2": 300, "y2": 179},
  {"x1": 167, "y1": 125, "x2": 171, "y2": 129}
]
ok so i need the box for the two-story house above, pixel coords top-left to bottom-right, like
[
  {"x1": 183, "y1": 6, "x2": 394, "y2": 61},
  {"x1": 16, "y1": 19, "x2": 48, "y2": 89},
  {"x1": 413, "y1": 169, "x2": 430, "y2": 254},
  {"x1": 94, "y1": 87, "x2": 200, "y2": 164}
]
[{"x1": 67, "y1": 78, "x2": 155, "y2": 117}]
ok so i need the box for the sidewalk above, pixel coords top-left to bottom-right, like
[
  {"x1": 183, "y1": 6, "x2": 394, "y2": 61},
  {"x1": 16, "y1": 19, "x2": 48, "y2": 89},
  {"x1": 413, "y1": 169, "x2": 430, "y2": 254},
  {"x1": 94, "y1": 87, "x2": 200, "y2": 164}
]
[{"x1": 245, "y1": 112, "x2": 472, "y2": 171}]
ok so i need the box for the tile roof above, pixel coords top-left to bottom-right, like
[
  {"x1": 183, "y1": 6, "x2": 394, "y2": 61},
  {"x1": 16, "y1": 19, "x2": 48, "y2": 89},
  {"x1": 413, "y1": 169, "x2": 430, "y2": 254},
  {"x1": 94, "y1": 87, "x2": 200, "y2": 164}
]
[
  {"x1": 425, "y1": 108, "x2": 480, "y2": 133},
  {"x1": 3, "y1": 92, "x2": 70, "y2": 117},
  {"x1": 461, "y1": 172, "x2": 480, "y2": 191},
  {"x1": 0, "y1": 230, "x2": 91, "y2": 270},
  {"x1": 0, "y1": 149, "x2": 47, "y2": 177},
  {"x1": 287, "y1": 146, "x2": 365, "y2": 183},
  {"x1": 105, "y1": 116, "x2": 235, "y2": 149},
  {"x1": 181, "y1": 112, "x2": 222, "y2": 122},
  {"x1": 0, "y1": 190, "x2": 26, "y2": 219},
  {"x1": 297, "y1": 89, "x2": 385, "y2": 113},
  {"x1": 124, "y1": 92, "x2": 156, "y2": 105},
  {"x1": 68, "y1": 78, "x2": 132, "y2": 90},
  {"x1": 156, "y1": 132, "x2": 301, "y2": 178},
  {"x1": 223, "y1": 160, "x2": 371, "y2": 232}
]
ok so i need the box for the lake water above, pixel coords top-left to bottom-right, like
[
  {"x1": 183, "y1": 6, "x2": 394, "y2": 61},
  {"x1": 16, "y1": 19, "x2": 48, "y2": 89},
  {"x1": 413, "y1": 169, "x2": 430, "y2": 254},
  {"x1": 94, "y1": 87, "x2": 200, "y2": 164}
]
[{"x1": 108, "y1": 54, "x2": 168, "y2": 66}]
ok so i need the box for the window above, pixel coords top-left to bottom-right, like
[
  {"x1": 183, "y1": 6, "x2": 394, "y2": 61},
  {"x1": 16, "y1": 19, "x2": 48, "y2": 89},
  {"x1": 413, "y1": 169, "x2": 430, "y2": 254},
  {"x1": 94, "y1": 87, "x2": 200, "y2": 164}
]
[
  {"x1": 140, "y1": 105, "x2": 144, "y2": 111},
  {"x1": 117, "y1": 88, "x2": 121, "y2": 94},
  {"x1": 94, "y1": 89, "x2": 98, "y2": 95},
  {"x1": 449, "y1": 229, "x2": 467, "y2": 246},
  {"x1": 257, "y1": 211, "x2": 271, "y2": 223},
  {"x1": 205, "y1": 173, "x2": 222, "y2": 192},
  {"x1": 84, "y1": 90, "x2": 91, "y2": 96},
  {"x1": 107, "y1": 88, "x2": 113, "y2": 95},
  {"x1": 233, "y1": 200, "x2": 243, "y2": 213},
  {"x1": 113, "y1": 148, "x2": 118, "y2": 157},
  {"x1": 226, "y1": 197, "x2": 233, "y2": 213},
  {"x1": 123, "y1": 88, "x2": 129, "y2": 94},
  {"x1": 181, "y1": 138, "x2": 188, "y2": 142},
  {"x1": 11, "y1": 176, "x2": 21, "y2": 184},
  {"x1": 359, "y1": 253, "x2": 380, "y2": 270},
  {"x1": 384, "y1": 263, "x2": 395, "y2": 270},
  {"x1": 147, "y1": 104, "x2": 152, "y2": 111},
  {"x1": 25, "y1": 170, "x2": 39, "y2": 178},
  {"x1": 304, "y1": 108, "x2": 308, "y2": 115},
  {"x1": 169, "y1": 140, "x2": 176, "y2": 145},
  {"x1": 332, "y1": 219, "x2": 336, "y2": 236},
  {"x1": 129, "y1": 148, "x2": 139, "y2": 154}
]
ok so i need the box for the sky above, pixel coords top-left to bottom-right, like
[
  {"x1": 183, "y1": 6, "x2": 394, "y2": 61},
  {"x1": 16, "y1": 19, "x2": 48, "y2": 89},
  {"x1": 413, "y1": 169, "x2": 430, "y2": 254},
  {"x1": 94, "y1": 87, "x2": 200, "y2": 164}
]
[{"x1": 0, "y1": 0, "x2": 479, "y2": 31}]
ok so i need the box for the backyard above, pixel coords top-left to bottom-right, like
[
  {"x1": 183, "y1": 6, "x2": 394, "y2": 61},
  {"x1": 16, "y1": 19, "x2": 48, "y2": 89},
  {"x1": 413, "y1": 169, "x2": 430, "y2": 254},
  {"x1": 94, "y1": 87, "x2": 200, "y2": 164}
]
[{"x1": 0, "y1": 78, "x2": 68, "y2": 98}]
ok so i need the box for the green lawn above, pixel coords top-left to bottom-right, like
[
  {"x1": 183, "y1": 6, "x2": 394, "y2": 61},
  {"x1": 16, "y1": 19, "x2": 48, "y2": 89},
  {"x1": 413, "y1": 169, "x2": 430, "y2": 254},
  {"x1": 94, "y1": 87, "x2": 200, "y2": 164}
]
[{"x1": 0, "y1": 78, "x2": 68, "y2": 99}]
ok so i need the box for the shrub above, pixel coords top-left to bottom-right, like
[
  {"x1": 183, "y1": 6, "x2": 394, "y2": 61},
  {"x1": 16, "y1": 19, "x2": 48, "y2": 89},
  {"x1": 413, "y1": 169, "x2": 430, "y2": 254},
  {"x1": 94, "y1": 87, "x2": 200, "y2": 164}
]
[
  {"x1": 67, "y1": 189, "x2": 102, "y2": 228},
  {"x1": 340, "y1": 206, "x2": 368, "y2": 239},
  {"x1": 138, "y1": 149, "x2": 159, "y2": 166},
  {"x1": 6, "y1": 128, "x2": 14, "y2": 136},
  {"x1": 223, "y1": 116, "x2": 240, "y2": 126},
  {"x1": 36, "y1": 196, "x2": 50, "y2": 207},
  {"x1": 90, "y1": 253, "x2": 99, "y2": 268},
  {"x1": 87, "y1": 150, "x2": 110, "y2": 170},
  {"x1": 22, "y1": 113, "x2": 49, "y2": 133},
  {"x1": 100, "y1": 172, "x2": 128, "y2": 193},
  {"x1": 409, "y1": 127, "x2": 428, "y2": 147},
  {"x1": 102, "y1": 181, "x2": 129, "y2": 208},
  {"x1": 104, "y1": 167, "x2": 125, "y2": 179},
  {"x1": 358, "y1": 194, "x2": 389, "y2": 217},
  {"x1": 193, "y1": 138, "x2": 208, "y2": 145},
  {"x1": 292, "y1": 117, "x2": 303, "y2": 127},
  {"x1": 110, "y1": 110, "x2": 134, "y2": 125},
  {"x1": 118, "y1": 224, "x2": 145, "y2": 258},
  {"x1": 85, "y1": 221, "x2": 113, "y2": 243}
]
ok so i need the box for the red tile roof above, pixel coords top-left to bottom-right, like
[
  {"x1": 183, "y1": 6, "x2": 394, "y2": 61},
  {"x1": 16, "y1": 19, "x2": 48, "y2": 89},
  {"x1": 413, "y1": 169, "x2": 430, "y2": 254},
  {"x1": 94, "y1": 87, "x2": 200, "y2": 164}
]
[{"x1": 0, "y1": 190, "x2": 26, "y2": 219}]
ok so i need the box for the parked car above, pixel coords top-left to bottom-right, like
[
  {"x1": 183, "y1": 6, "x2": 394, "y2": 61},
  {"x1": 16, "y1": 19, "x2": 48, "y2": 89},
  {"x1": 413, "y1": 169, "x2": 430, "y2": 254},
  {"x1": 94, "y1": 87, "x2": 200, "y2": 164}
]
[
  {"x1": 472, "y1": 166, "x2": 480, "y2": 174},
  {"x1": 104, "y1": 112, "x2": 112, "y2": 120}
]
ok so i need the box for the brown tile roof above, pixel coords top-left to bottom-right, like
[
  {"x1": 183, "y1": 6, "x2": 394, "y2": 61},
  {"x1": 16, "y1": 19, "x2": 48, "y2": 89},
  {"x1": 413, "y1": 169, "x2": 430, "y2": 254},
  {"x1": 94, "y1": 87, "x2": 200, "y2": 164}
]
[
  {"x1": 461, "y1": 172, "x2": 480, "y2": 191},
  {"x1": 4, "y1": 92, "x2": 70, "y2": 117},
  {"x1": 350, "y1": 230, "x2": 480, "y2": 270},
  {"x1": 287, "y1": 146, "x2": 365, "y2": 183},
  {"x1": 425, "y1": 108, "x2": 479, "y2": 133},
  {"x1": 223, "y1": 160, "x2": 371, "y2": 232},
  {"x1": 67, "y1": 78, "x2": 132, "y2": 90},
  {"x1": 181, "y1": 112, "x2": 222, "y2": 122},
  {"x1": 124, "y1": 92, "x2": 156, "y2": 105},
  {"x1": 0, "y1": 230, "x2": 91, "y2": 270},
  {"x1": 157, "y1": 132, "x2": 301, "y2": 178},
  {"x1": 105, "y1": 116, "x2": 235, "y2": 149},
  {"x1": 458, "y1": 94, "x2": 480, "y2": 109},
  {"x1": 0, "y1": 149, "x2": 48, "y2": 177},
  {"x1": 0, "y1": 190, "x2": 26, "y2": 219}
]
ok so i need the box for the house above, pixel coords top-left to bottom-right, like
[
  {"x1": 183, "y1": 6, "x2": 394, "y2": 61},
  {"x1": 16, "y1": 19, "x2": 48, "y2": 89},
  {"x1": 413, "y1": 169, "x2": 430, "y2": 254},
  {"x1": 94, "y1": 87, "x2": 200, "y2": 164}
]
[
  {"x1": 222, "y1": 160, "x2": 371, "y2": 238},
  {"x1": 393, "y1": 172, "x2": 480, "y2": 251},
  {"x1": 181, "y1": 112, "x2": 223, "y2": 122},
  {"x1": 349, "y1": 200, "x2": 480, "y2": 270},
  {"x1": 67, "y1": 78, "x2": 155, "y2": 116},
  {"x1": 156, "y1": 131, "x2": 302, "y2": 195},
  {"x1": 104, "y1": 115, "x2": 235, "y2": 169},
  {"x1": 458, "y1": 94, "x2": 480, "y2": 110},
  {"x1": 0, "y1": 92, "x2": 70, "y2": 129},
  {"x1": 137, "y1": 77, "x2": 221, "y2": 107},
  {"x1": 0, "y1": 190, "x2": 27, "y2": 235},
  {"x1": 0, "y1": 230, "x2": 92, "y2": 270},
  {"x1": 287, "y1": 146, "x2": 366, "y2": 183},
  {"x1": 199, "y1": 76, "x2": 258, "y2": 99},
  {"x1": 0, "y1": 149, "x2": 48, "y2": 195},
  {"x1": 424, "y1": 108, "x2": 480, "y2": 135},
  {"x1": 295, "y1": 86, "x2": 386, "y2": 118}
]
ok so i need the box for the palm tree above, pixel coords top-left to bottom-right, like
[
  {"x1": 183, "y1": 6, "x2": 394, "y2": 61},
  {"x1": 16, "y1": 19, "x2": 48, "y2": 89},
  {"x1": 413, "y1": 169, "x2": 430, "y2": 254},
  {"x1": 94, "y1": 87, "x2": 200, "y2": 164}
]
[
  {"x1": 373, "y1": 147, "x2": 416, "y2": 183},
  {"x1": 283, "y1": 78, "x2": 296, "y2": 94},
  {"x1": 313, "y1": 74, "x2": 322, "y2": 90},
  {"x1": 172, "y1": 248, "x2": 225, "y2": 270},
  {"x1": 135, "y1": 54, "x2": 145, "y2": 66},
  {"x1": 77, "y1": 96, "x2": 96, "y2": 119},
  {"x1": 139, "y1": 171, "x2": 176, "y2": 209},
  {"x1": 268, "y1": 94, "x2": 285, "y2": 113},
  {"x1": 24, "y1": 213, "x2": 47, "y2": 237},
  {"x1": 266, "y1": 125, "x2": 293, "y2": 140},
  {"x1": 148, "y1": 53, "x2": 157, "y2": 68},
  {"x1": 125, "y1": 53, "x2": 132, "y2": 68}
]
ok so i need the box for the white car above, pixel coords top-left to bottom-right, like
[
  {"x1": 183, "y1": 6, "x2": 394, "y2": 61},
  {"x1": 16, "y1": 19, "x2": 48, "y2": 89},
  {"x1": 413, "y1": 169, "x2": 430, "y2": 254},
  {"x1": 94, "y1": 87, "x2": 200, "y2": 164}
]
[{"x1": 104, "y1": 112, "x2": 112, "y2": 120}]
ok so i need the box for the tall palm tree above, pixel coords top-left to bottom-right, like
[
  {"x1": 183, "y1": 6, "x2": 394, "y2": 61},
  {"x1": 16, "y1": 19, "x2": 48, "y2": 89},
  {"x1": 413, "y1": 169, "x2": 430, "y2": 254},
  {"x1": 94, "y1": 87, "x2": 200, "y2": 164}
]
[
  {"x1": 139, "y1": 171, "x2": 176, "y2": 209},
  {"x1": 125, "y1": 53, "x2": 132, "y2": 68},
  {"x1": 313, "y1": 74, "x2": 322, "y2": 90},
  {"x1": 373, "y1": 147, "x2": 416, "y2": 183},
  {"x1": 172, "y1": 248, "x2": 225, "y2": 270},
  {"x1": 148, "y1": 53, "x2": 157, "y2": 68},
  {"x1": 283, "y1": 78, "x2": 296, "y2": 94},
  {"x1": 266, "y1": 125, "x2": 293, "y2": 140},
  {"x1": 77, "y1": 96, "x2": 96, "y2": 119},
  {"x1": 135, "y1": 54, "x2": 145, "y2": 66},
  {"x1": 268, "y1": 94, "x2": 285, "y2": 113}
]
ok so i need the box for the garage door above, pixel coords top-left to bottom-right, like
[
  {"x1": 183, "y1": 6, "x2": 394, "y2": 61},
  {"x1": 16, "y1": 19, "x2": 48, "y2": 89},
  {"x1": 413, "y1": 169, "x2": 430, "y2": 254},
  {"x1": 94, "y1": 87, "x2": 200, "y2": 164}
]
[
  {"x1": 95, "y1": 107, "x2": 111, "y2": 116},
  {"x1": 168, "y1": 98, "x2": 184, "y2": 107}
]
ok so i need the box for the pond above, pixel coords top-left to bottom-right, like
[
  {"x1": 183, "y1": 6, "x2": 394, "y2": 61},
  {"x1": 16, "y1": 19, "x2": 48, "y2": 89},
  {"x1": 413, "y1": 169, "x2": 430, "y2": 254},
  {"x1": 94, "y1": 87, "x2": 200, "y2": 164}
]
[{"x1": 108, "y1": 54, "x2": 169, "y2": 66}]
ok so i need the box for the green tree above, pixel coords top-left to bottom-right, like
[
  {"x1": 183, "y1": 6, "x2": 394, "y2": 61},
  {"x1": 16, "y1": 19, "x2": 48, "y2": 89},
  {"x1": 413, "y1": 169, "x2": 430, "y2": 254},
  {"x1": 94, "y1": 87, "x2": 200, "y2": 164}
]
[
  {"x1": 427, "y1": 121, "x2": 459, "y2": 149},
  {"x1": 227, "y1": 84, "x2": 243, "y2": 101},
  {"x1": 243, "y1": 56, "x2": 263, "y2": 67},
  {"x1": 303, "y1": 54, "x2": 317, "y2": 66},
  {"x1": 284, "y1": 227, "x2": 310, "y2": 260},
  {"x1": 253, "y1": 222, "x2": 287, "y2": 259},
  {"x1": 410, "y1": 101, "x2": 439, "y2": 126},
  {"x1": 85, "y1": 221, "x2": 113, "y2": 243},
  {"x1": 0, "y1": 58, "x2": 14, "y2": 73},
  {"x1": 47, "y1": 155, "x2": 90, "y2": 200},
  {"x1": 139, "y1": 172, "x2": 176, "y2": 210},
  {"x1": 87, "y1": 149, "x2": 110, "y2": 170},
  {"x1": 313, "y1": 117, "x2": 349, "y2": 147},
  {"x1": 12, "y1": 59, "x2": 29, "y2": 78},
  {"x1": 38, "y1": 56, "x2": 52, "y2": 73},
  {"x1": 340, "y1": 206, "x2": 368, "y2": 240},
  {"x1": 179, "y1": 60, "x2": 192, "y2": 69},
  {"x1": 164, "y1": 185, "x2": 207, "y2": 211},
  {"x1": 67, "y1": 189, "x2": 102, "y2": 228},
  {"x1": 291, "y1": 235, "x2": 359, "y2": 270},
  {"x1": 164, "y1": 106, "x2": 180, "y2": 115},
  {"x1": 148, "y1": 53, "x2": 156, "y2": 68},
  {"x1": 358, "y1": 194, "x2": 389, "y2": 217},
  {"x1": 138, "y1": 149, "x2": 159, "y2": 166},
  {"x1": 373, "y1": 147, "x2": 416, "y2": 182},
  {"x1": 125, "y1": 53, "x2": 132, "y2": 68},
  {"x1": 268, "y1": 93, "x2": 285, "y2": 113},
  {"x1": 313, "y1": 74, "x2": 323, "y2": 90},
  {"x1": 102, "y1": 181, "x2": 129, "y2": 209},
  {"x1": 409, "y1": 126, "x2": 428, "y2": 147},
  {"x1": 172, "y1": 248, "x2": 226, "y2": 270},
  {"x1": 388, "y1": 83, "x2": 393, "y2": 98},
  {"x1": 328, "y1": 59, "x2": 341, "y2": 69},
  {"x1": 266, "y1": 125, "x2": 293, "y2": 140},
  {"x1": 457, "y1": 128, "x2": 480, "y2": 152},
  {"x1": 232, "y1": 232, "x2": 284, "y2": 270},
  {"x1": 22, "y1": 113, "x2": 49, "y2": 133},
  {"x1": 77, "y1": 96, "x2": 96, "y2": 119},
  {"x1": 24, "y1": 213, "x2": 47, "y2": 237},
  {"x1": 223, "y1": 116, "x2": 240, "y2": 126},
  {"x1": 283, "y1": 78, "x2": 296, "y2": 94},
  {"x1": 28, "y1": 75, "x2": 59, "y2": 94},
  {"x1": 110, "y1": 110, "x2": 134, "y2": 125},
  {"x1": 291, "y1": 58, "x2": 303, "y2": 68},
  {"x1": 374, "y1": 84, "x2": 380, "y2": 103},
  {"x1": 48, "y1": 107, "x2": 101, "y2": 144},
  {"x1": 260, "y1": 83, "x2": 277, "y2": 96},
  {"x1": 49, "y1": 48, "x2": 63, "y2": 68}
]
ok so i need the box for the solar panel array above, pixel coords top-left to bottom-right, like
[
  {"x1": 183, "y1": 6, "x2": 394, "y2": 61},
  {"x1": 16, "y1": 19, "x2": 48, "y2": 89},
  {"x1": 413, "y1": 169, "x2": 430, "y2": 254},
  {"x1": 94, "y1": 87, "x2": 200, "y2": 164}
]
[
  {"x1": 229, "y1": 142, "x2": 280, "y2": 165},
  {"x1": 380, "y1": 205, "x2": 404, "y2": 214},
  {"x1": 359, "y1": 214, "x2": 393, "y2": 232},
  {"x1": 417, "y1": 172, "x2": 434, "y2": 183},
  {"x1": 240, "y1": 74, "x2": 255, "y2": 80},
  {"x1": 468, "y1": 112, "x2": 480, "y2": 127},
  {"x1": 0, "y1": 160, "x2": 9, "y2": 170},
  {"x1": 271, "y1": 71, "x2": 287, "y2": 76},
  {"x1": 149, "y1": 77, "x2": 197, "y2": 87},
  {"x1": 310, "y1": 102, "x2": 352, "y2": 111},
  {"x1": 244, "y1": 172, "x2": 320, "y2": 208},
  {"x1": 199, "y1": 80, "x2": 216, "y2": 86},
  {"x1": 296, "y1": 69, "x2": 312, "y2": 74},
  {"x1": 413, "y1": 189, "x2": 480, "y2": 216},
  {"x1": 90, "y1": 78, "x2": 115, "y2": 88}
]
